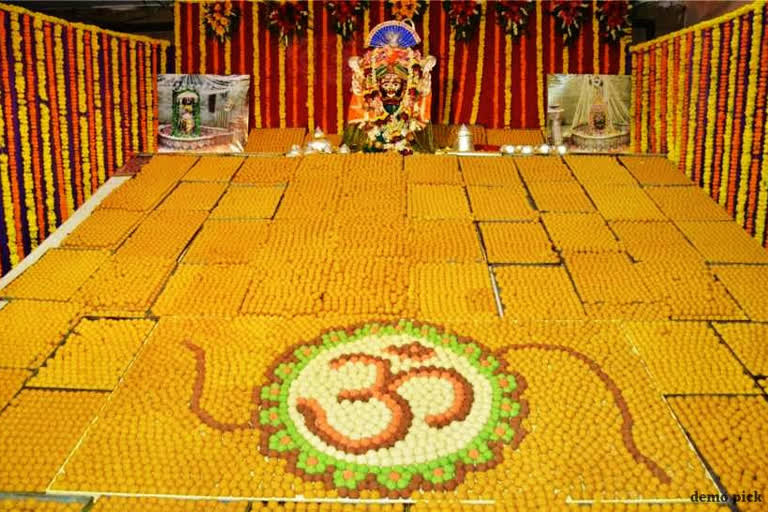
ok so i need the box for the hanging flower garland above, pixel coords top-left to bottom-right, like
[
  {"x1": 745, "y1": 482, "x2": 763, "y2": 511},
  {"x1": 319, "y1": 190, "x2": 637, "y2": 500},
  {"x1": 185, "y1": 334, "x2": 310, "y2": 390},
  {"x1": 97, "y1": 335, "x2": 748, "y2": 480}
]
[
  {"x1": 495, "y1": 0, "x2": 532, "y2": 37},
  {"x1": 202, "y1": 1, "x2": 240, "y2": 42},
  {"x1": 443, "y1": 1, "x2": 482, "y2": 41},
  {"x1": 267, "y1": 0, "x2": 309, "y2": 46},
  {"x1": 551, "y1": 0, "x2": 589, "y2": 44},
  {"x1": 325, "y1": 1, "x2": 369, "y2": 41},
  {"x1": 596, "y1": 0, "x2": 631, "y2": 42},
  {"x1": 389, "y1": 0, "x2": 427, "y2": 22}
]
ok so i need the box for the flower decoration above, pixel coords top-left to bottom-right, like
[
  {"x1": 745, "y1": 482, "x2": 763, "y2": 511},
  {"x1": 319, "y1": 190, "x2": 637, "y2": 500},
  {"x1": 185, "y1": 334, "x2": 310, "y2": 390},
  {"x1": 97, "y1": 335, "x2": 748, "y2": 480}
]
[
  {"x1": 443, "y1": 0, "x2": 482, "y2": 41},
  {"x1": 202, "y1": 1, "x2": 240, "y2": 42},
  {"x1": 596, "y1": 0, "x2": 631, "y2": 42},
  {"x1": 267, "y1": 0, "x2": 309, "y2": 46},
  {"x1": 389, "y1": 0, "x2": 427, "y2": 21},
  {"x1": 550, "y1": 0, "x2": 589, "y2": 44},
  {"x1": 325, "y1": 1, "x2": 369, "y2": 41},
  {"x1": 495, "y1": 0, "x2": 533, "y2": 37}
]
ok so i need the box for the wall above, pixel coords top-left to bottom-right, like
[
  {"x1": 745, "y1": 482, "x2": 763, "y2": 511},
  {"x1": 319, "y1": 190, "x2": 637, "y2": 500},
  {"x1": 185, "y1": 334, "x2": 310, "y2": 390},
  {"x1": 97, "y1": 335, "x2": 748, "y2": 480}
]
[
  {"x1": 631, "y1": 0, "x2": 768, "y2": 247},
  {"x1": 174, "y1": 0, "x2": 630, "y2": 133},
  {"x1": 0, "y1": 3, "x2": 169, "y2": 276}
]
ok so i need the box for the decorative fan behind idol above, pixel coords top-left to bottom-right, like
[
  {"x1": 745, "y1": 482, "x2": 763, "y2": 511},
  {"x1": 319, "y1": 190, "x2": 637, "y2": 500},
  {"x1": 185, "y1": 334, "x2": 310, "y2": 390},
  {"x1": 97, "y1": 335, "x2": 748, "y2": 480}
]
[{"x1": 366, "y1": 19, "x2": 421, "y2": 48}]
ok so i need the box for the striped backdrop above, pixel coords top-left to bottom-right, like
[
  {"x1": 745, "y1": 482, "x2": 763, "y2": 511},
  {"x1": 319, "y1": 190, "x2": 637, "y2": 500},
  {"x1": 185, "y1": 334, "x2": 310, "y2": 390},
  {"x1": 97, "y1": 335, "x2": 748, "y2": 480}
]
[
  {"x1": 632, "y1": 0, "x2": 768, "y2": 248},
  {"x1": 0, "y1": 3, "x2": 169, "y2": 276},
  {"x1": 174, "y1": 0, "x2": 630, "y2": 133}
]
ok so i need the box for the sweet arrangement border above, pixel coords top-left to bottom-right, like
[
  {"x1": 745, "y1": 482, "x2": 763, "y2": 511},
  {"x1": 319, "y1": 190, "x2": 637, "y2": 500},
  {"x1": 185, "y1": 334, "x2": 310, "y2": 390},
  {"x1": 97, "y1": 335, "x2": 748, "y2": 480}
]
[
  {"x1": 0, "y1": 2, "x2": 170, "y2": 276},
  {"x1": 173, "y1": 0, "x2": 630, "y2": 133},
  {"x1": 631, "y1": 0, "x2": 768, "y2": 248}
]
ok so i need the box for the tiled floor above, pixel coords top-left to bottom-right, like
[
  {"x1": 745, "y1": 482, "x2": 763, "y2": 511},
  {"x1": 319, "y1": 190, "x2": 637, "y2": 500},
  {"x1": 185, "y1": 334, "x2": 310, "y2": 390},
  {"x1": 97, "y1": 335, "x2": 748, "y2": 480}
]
[{"x1": 0, "y1": 153, "x2": 764, "y2": 511}]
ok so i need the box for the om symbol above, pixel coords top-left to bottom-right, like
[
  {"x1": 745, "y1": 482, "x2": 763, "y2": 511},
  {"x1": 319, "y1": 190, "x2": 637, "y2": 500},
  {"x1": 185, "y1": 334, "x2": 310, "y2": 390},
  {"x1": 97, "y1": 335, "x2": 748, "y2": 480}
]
[{"x1": 296, "y1": 342, "x2": 474, "y2": 455}]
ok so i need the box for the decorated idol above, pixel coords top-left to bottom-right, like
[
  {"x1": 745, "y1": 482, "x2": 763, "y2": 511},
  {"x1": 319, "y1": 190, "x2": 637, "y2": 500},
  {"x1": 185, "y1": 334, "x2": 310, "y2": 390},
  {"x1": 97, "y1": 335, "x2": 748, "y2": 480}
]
[{"x1": 343, "y1": 20, "x2": 436, "y2": 154}]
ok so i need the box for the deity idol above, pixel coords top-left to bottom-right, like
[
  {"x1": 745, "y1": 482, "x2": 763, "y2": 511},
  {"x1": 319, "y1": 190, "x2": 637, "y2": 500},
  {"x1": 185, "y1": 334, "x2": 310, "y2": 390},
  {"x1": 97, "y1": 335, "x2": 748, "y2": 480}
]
[{"x1": 342, "y1": 20, "x2": 436, "y2": 154}]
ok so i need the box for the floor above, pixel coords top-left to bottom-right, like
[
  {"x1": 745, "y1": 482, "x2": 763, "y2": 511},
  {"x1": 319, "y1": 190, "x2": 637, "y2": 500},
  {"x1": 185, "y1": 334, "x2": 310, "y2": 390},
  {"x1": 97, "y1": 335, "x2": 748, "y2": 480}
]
[{"x1": 0, "y1": 152, "x2": 766, "y2": 511}]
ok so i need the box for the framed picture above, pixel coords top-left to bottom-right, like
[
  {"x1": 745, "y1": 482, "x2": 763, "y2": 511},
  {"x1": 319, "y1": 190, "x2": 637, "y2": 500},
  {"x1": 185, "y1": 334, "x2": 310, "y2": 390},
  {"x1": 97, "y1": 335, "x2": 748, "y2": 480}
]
[
  {"x1": 157, "y1": 74, "x2": 250, "y2": 153},
  {"x1": 546, "y1": 74, "x2": 632, "y2": 153}
]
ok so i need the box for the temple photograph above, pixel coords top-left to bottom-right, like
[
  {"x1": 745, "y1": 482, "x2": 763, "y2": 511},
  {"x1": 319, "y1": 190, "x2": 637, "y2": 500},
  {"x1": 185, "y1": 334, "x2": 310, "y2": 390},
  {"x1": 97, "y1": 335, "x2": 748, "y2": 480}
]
[{"x1": 0, "y1": 1, "x2": 766, "y2": 511}]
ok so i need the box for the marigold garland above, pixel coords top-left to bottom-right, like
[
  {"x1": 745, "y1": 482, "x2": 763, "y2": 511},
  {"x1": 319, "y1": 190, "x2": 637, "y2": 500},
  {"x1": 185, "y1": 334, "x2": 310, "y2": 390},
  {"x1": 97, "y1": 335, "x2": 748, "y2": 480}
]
[
  {"x1": 592, "y1": 0, "x2": 599, "y2": 72},
  {"x1": 35, "y1": 18, "x2": 56, "y2": 233},
  {"x1": 306, "y1": 0, "x2": 315, "y2": 130},
  {"x1": 469, "y1": 0, "x2": 487, "y2": 124},
  {"x1": 503, "y1": 32, "x2": 512, "y2": 127},
  {"x1": 92, "y1": 34, "x2": 107, "y2": 185},
  {"x1": 0, "y1": 154, "x2": 18, "y2": 266},
  {"x1": 443, "y1": 0, "x2": 482, "y2": 41},
  {"x1": 737, "y1": 7, "x2": 762, "y2": 225},
  {"x1": 640, "y1": 51, "x2": 649, "y2": 153},
  {"x1": 278, "y1": 42, "x2": 287, "y2": 128},
  {"x1": 110, "y1": 37, "x2": 124, "y2": 169},
  {"x1": 252, "y1": 1, "x2": 262, "y2": 129},
  {"x1": 12, "y1": 13, "x2": 39, "y2": 248},
  {"x1": 54, "y1": 24, "x2": 74, "y2": 214},
  {"x1": 22, "y1": 15, "x2": 45, "y2": 240},
  {"x1": 536, "y1": 0, "x2": 544, "y2": 127},
  {"x1": 129, "y1": 40, "x2": 139, "y2": 154},
  {"x1": 703, "y1": 27, "x2": 720, "y2": 193}
]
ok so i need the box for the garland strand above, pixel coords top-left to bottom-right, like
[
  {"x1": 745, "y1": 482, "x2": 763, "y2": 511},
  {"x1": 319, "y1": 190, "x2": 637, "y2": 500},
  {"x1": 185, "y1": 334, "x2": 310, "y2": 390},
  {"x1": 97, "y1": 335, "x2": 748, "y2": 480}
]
[{"x1": 469, "y1": 0, "x2": 486, "y2": 124}]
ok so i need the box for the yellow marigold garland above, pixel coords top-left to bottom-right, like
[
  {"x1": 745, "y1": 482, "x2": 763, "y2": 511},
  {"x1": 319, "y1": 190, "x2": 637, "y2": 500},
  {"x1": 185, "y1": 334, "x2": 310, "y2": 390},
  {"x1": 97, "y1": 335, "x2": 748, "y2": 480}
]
[
  {"x1": 76, "y1": 29, "x2": 91, "y2": 200},
  {"x1": 11, "y1": 13, "x2": 39, "y2": 246},
  {"x1": 504, "y1": 32, "x2": 512, "y2": 127},
  {"x1": 279, "y1": 41, "x2": 286, "y2": 128},
  {"x1": 702, "y1": 25, "x2": 720, "y2": 193},
  {"x1": 225, "y1": 38, "x2": 231, "y2": 75},
  {"x1": 469, "y1": 0, "x2": 486, "y2": 124},
  {"x1": 619, "y1": 31, "x2": 628, "y2": 74},
  {"x1": 562, "y1": 40, "x2": 569, "y2": 73},
  {"x1": 145, "y1": 43, "x2": 154, "y2": 152},
  {"x1": 640, "y1": 51, "x2": 648, "y2": 153},
  {"x1": 592, "y1": 0, "x2": 598, "y2": 72},
  {"x1": 536, "y1": 0, "x2": 544, "y2": 127},
  {"x1": 684, "y1": 30, "x2": 701, "y2": 179},
  {"x1": 336, "y1": 34, "x2": 343, "y2": 134},
  {"x1": 676, "y1": 34, "x2": 687, "y2": 162},
  {"x1": 129, "y1": 40, "x2": 139, "y2": 153},
  {"x1": 442, "y1": 27, "x2": 456, "y2": 123},
  {"x1": 54, "y1": 24, "x2": 74, "y2": 213},
  {"x1": 252, "y1": 1, "x2": 262, "y2": 129},
  {"x1": 199, "y1": 3, "x2": 206, "y2": 74},
  {"x1": 92, "y1": 34, "x2": 106, "y2": 183},
  {"x1": 174, "y1": 0, "x2": 181, "y2": 72},
  {"x1": 0, "y1": 154, "x2": 18, "y2": 266},
  {"x1": 665, "y1": 41, "x2": 674, "y2": 156},
  {"x1": 306, "y1": 0, "x2": 315, "y2": 131},
  {"x1": 34, "y1": 18, "x2": 56, "y2": 231},
  {"x1": 111, "y1": 37, "x2": 124, "y2": 169},
  {"x1": 653, "y1": 44, "x2": 662, "y2": 153},
  {"x1": 736, "y1": 6, "x2": 762, "y2": 225}
]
